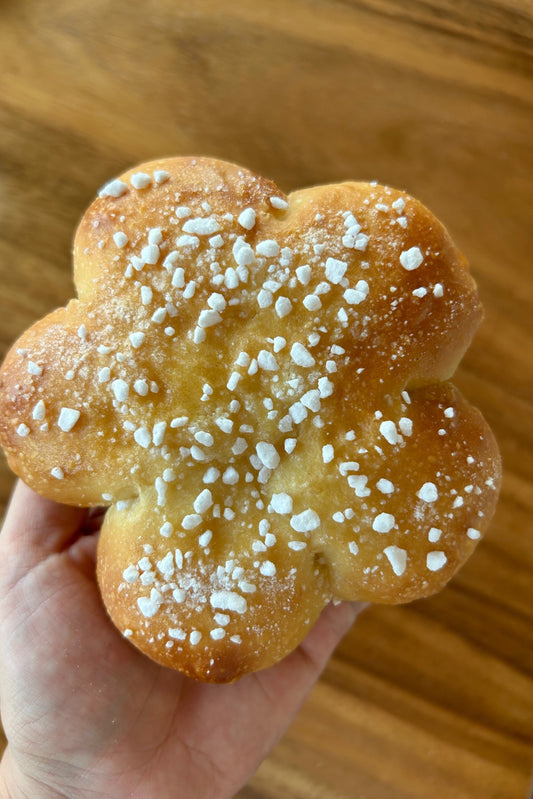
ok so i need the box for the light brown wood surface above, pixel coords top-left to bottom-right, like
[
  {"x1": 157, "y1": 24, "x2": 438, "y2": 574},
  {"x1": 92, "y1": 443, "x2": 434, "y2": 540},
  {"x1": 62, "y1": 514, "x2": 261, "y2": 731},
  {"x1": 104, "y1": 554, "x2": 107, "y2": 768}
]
[{"x1": 0, "y1": 1, "x2": 532, "y2": 796}]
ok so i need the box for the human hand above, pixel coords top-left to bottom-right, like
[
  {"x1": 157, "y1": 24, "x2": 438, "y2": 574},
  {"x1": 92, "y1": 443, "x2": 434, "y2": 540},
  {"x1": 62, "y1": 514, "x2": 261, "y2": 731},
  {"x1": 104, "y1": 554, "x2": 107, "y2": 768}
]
[{"x1": 0, "y1": 481, "x2": 365, "y2": 799}]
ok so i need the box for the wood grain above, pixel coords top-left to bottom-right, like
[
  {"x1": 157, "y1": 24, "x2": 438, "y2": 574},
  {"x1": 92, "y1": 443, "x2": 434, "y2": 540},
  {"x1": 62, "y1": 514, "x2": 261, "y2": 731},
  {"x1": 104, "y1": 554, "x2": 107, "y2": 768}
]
[{"x1": 0, "y1": 1, "x2": 532, "y2": 796}]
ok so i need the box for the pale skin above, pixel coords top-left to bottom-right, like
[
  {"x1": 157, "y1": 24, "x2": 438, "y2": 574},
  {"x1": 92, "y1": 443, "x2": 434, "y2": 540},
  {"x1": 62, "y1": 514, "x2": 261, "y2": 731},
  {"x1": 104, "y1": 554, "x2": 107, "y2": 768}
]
[{"x1": 0, "y1": 481, "x2": 365, "y2": 799}]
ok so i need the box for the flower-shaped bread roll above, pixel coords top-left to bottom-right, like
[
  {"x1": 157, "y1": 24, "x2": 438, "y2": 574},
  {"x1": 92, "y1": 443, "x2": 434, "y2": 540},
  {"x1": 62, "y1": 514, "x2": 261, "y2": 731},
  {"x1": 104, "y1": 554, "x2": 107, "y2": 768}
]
[{"x1": 0, "y1": 157, "x2": 501, "y2": 682}]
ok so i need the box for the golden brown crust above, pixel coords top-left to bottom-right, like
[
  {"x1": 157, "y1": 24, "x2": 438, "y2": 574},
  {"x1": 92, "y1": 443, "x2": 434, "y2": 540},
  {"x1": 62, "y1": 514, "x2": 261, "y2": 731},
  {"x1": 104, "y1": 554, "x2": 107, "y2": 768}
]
[{"x1": 0, "y1": 157, "x2": 501, "y2": 681}]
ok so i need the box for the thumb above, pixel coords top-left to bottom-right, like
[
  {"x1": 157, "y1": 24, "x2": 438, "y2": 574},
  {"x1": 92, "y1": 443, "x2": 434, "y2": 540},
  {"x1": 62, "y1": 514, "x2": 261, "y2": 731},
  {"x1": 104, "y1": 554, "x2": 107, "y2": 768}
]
[{"x1": 0, "y1": 480, "x2": 87, "y2": 590}]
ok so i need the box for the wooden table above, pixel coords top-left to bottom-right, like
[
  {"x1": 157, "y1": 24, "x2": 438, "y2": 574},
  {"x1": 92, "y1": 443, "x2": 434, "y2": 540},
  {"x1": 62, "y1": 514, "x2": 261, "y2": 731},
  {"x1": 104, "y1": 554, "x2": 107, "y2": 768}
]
[{"x1": 0, "y1": 1, "x2": 532, "y2": 796}]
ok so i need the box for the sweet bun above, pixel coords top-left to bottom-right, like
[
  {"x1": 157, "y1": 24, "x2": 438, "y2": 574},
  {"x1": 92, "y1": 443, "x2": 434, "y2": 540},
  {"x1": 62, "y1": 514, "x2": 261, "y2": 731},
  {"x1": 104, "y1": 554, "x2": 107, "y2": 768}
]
[{"x1": 0, "y1": 157, "x2": 501, "y2": 682}]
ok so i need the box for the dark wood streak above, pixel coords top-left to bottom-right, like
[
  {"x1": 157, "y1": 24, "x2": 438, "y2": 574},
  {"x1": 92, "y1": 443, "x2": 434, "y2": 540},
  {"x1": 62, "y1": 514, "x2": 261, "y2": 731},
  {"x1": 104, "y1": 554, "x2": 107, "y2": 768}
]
[{"x1": 329, "y1": 0, "x2": 533, "y2": 54}]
